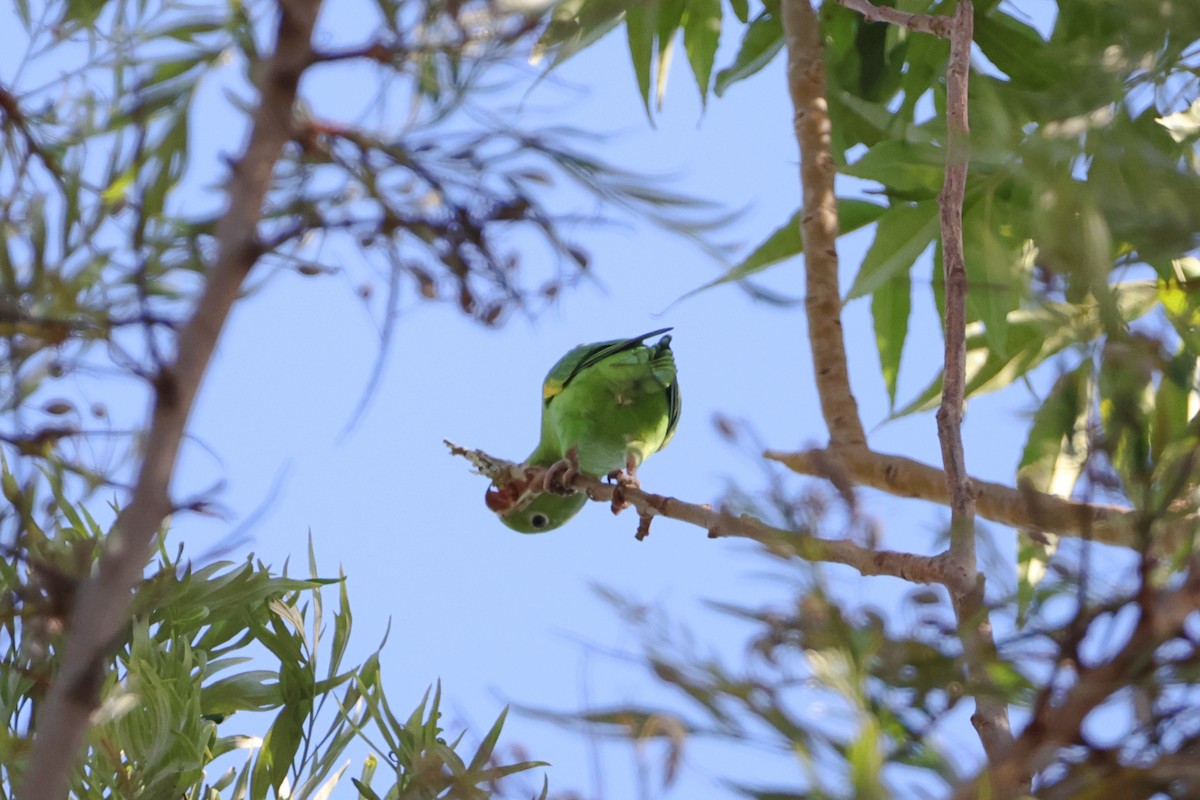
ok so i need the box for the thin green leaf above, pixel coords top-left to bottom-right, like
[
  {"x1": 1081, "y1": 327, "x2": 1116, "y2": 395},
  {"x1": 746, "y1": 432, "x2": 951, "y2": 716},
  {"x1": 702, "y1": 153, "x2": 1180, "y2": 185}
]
[
  {"x1": 683, "y1": 0, "x2": 721, "y2": 102},
  {"x1": 872, "y1": 275, "x2": 911, "y2": 407},
  {"x1": 625, "y1": 0, "x2": 658, "y2": 113},
  {"x1": 894, "y1": 282, "x2": 1158, "y2": 418}
]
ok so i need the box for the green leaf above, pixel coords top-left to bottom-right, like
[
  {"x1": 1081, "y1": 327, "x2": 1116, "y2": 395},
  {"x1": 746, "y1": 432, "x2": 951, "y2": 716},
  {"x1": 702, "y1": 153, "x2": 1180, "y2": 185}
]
[
  {"x1": 962, "y1": 197, "x2": 1027, "y2": 353},
  {"x1": 728, "y1": 0, "x2": 748, "y2": 23},
  {"x1": 846, "y1": 200, "x2": 939, "y2": 300},
  {"x1": 1152, "y1": 351, "x2": 1197, "y2": 466},
  {"x1": 532, "y1": 0, "x2": 629, "y2": 70},
  {"x1": 626, "y1": 0, "x2": 658, "y2": 113},
  {"x1": 1099, "y1": 336, "x2": 1156, "y2": 494},
  {"x1": 655, "y1": 0, "x2": 686, "y2": 107},
  {"x1": 973, "y1": 10, "x2": 1060, "y2": 90},
  {"x1": 714, "y1": 10, "x2": 782, "y2": 96},
  {"x1": 1018, "y1": 359, "x2": 1091, "y2": 495},
  {"x1": 892, "y1": 283, "x2": 1161, "y2": 417},
  {"x1": 61, "y1": 0, "x2": 110, "y2": 28},
  {"x1": 683, "y1": 0, "x2": 721, "y2": 102},
  {"x1": 872, "y1": 275, "x2": 911, "y2": 407},
  {"x1": 840, "y1": 140, "x2": 945, "y2": 195},
  {"x1": 468, "y1": 707, "x2": 509, "y2": 772},
  {"x1": 350, "y1": 778, "x2": 384, "y2": 800},
  {"x1": 681, "y1": 199, "x2": 885, "y2": 297}
]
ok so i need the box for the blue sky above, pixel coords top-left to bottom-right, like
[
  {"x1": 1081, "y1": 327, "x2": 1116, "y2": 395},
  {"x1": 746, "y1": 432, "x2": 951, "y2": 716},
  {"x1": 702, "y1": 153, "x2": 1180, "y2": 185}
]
[{"x1": 1, "y1": 0, "x2": 1078, "y2": 796}]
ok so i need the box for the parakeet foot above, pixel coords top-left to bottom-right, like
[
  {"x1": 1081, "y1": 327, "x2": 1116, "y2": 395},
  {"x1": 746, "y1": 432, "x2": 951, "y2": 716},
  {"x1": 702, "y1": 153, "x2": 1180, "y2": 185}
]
[
  {"x1": 608, "y1": 454, "x2": 640, "y2": 513},
  {"x1": 543, "y1": 447, "x2": 580, "y2": 495}
]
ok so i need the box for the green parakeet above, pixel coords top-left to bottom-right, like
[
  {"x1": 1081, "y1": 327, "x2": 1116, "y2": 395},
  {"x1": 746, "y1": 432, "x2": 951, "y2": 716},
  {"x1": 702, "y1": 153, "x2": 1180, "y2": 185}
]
[{"x1": 488, "y1": 328, "x2": 681, "y2": 533}]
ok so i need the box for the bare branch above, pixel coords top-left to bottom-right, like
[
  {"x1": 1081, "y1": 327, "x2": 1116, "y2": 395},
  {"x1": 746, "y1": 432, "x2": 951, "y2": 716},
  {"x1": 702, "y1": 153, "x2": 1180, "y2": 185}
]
[
  {"x1": 780, "y1": 0, "x2": 866, "y2": 449},
  {"x1": 19, "y1": 2, "x2": 325, "y2": 797}
]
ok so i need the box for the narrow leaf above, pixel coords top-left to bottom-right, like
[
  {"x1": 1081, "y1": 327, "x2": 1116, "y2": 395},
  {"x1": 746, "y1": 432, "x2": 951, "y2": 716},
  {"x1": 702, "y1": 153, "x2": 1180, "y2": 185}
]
[
  {"x1": 683, "y1": 0, "x2": 721, "y2": 102},
  {"x1": 626, "y1": 0, "x2": 658, "y2": 113},
  {"x1": 872, "y1": 275, "x2": 911, "y2": 406}
]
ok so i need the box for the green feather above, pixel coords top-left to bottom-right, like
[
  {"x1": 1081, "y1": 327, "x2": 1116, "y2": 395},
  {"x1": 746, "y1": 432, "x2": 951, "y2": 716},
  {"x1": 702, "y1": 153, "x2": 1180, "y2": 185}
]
[{"x1": 498, "y1": 329, "x2": 681, "y2": 533}]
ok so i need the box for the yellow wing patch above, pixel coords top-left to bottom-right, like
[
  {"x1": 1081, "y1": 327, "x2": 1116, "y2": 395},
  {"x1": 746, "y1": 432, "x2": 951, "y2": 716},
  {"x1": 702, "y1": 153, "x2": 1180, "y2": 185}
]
[{"x1": 543, "y1": 379, "x2": 564, "y2": 401}]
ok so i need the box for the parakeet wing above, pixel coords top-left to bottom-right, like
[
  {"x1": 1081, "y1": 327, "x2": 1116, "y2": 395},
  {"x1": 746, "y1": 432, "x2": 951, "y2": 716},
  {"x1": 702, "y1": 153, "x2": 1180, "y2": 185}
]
[{"x1": 541, "y1": 327, "x2": 674, "y2": 403}]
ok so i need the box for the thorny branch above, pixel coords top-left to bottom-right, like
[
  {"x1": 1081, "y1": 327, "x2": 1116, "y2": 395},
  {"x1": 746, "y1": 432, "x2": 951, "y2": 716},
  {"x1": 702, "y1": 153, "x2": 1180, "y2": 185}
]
[{"x1": 19, "y1": 2, "x2": 326, "y2": 797}]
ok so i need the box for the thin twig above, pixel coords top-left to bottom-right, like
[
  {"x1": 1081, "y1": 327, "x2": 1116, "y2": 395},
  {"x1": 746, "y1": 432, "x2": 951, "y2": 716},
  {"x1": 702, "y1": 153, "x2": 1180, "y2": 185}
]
[
  {"x1": 922, "y1": 0, "x2": 1016, "y2": 776},
  {"x1": 19, "y1": 2, "x2": 325, "y2": 797},
  {"x1": 780, "y1": 0, "x2": 867, "y2": 449}
]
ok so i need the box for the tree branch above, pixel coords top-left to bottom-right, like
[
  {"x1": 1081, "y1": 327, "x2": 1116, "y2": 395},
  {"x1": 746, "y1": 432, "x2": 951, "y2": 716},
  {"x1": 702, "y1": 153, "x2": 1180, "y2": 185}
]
[
  {"x1": 19, "y1": 2, "x2": 324, "y2": 797},
  {"x1": 931, "y1": 1, "x2": 1016, "y2": 776},
  {"x1": 828, "y1": 0, "x2": 1016, "y2": 780},
  {"x1": 764, "y1": 446, "x2": 1162, "y2": 550},
  {"x1": 448, "y1": 442, "x2": 951, "y2": 586},
  {"x1": 780, "y1": 0, "x2": 867, "y2": 449},
  {"x1": 950, "y1": 565, "x2": 1200, "y2": 800}
]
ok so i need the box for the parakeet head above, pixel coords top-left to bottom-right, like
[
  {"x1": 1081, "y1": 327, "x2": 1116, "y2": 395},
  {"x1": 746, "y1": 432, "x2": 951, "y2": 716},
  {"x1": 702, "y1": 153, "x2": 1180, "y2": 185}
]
[{"x1": 491, "y1": 489, "x2": 587, "y2": 534}]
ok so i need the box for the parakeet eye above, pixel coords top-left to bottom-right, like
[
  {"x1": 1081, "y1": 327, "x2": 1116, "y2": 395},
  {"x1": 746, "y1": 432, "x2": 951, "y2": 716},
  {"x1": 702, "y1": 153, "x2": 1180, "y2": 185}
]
[{"x1": 530, "y1": 512, "x2": 550, "y2": 529}]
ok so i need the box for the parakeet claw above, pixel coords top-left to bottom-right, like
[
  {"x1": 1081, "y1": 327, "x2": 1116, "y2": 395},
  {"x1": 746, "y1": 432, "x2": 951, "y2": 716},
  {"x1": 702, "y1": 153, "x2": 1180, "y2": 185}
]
[
  {"x1": 609, "y1": 454, "x2": 640, "y2": 513},
  {"x1": 543, "y1": 447, "x2": 580, "y2": 495}
]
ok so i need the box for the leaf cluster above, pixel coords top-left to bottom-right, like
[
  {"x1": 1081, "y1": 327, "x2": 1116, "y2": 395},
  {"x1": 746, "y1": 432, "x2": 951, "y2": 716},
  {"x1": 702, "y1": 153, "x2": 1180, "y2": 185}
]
[{"x1": 0, "y1": 461, "x2": 543, "y2": 799}]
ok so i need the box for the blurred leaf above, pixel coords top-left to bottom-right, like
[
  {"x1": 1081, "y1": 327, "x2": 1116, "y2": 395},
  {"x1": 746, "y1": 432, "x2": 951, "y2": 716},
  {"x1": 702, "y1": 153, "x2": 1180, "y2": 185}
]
[
  {"x1": 841, "y1": 140, "x2": 945, "y2": 196},
  {"x1": 973, "y1": 10, "x2": 1059, "y2": 90},
  {"x1": 893, "y1": 282, "x2": 1158, "y2": 417},
  {"x1": 1098, "y1": 336, "x2": 1157, "y2": 495},
  {"x1": 1151, "y1": 351, "x2": 1196, "y2": 467},
  {"x1": 1016, "y1": 359, "x2": 1091, "y2": 620},
  {"x1": 962, "y1": 196, "x2": 1028, "y2": 353}
]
